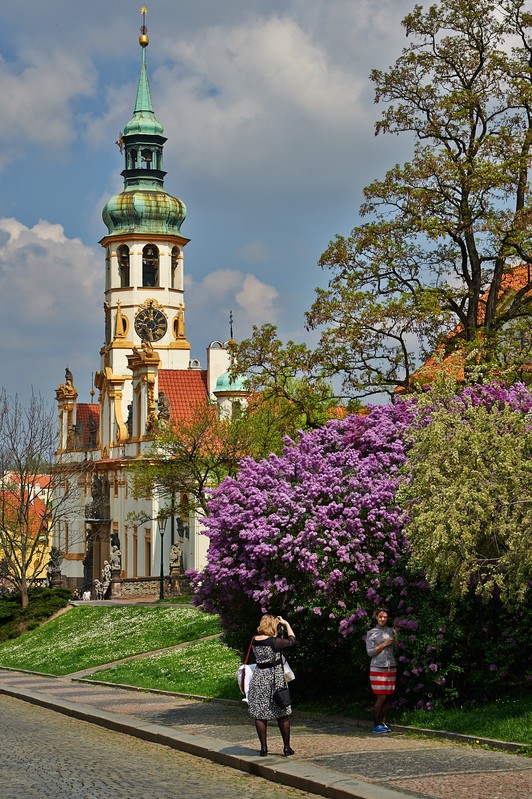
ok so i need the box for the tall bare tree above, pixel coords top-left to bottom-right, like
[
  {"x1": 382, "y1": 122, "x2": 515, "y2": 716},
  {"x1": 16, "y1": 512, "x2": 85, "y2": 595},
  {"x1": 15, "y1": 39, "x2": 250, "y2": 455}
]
[{"x1": 0, "y1": 390, "x2": 85, "y2": 607}]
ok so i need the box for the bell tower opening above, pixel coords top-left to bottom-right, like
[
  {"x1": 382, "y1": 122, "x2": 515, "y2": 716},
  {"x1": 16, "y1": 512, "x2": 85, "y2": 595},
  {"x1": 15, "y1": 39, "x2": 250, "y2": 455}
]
[
  {"x1": 142, "y1": 244, "x2": 159, "y2": 287},
  {"x1": 117, "y1": 245, "x2": 131, "y2": 287}
]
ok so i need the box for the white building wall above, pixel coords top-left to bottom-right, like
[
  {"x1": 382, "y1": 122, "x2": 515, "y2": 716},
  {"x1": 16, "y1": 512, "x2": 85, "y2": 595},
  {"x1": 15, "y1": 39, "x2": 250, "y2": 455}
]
[{"x1": 206, "y1": 341, "x2": 232, "y2": 399}]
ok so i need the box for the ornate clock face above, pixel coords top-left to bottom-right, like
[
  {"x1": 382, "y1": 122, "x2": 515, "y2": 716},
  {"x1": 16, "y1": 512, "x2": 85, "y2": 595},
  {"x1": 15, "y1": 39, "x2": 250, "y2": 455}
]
[{"x1": 134, "y1": 303, "x2": 168, "y2": 342}]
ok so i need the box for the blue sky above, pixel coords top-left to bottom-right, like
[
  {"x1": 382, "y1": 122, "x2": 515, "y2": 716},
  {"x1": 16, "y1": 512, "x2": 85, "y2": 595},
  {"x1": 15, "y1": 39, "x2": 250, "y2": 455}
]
[{"x1": 0, "y1": 0, "x2": 414, "y2": 406}]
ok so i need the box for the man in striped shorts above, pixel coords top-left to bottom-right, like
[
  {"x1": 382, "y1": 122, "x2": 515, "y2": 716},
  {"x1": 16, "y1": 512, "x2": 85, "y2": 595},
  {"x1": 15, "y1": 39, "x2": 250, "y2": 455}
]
[{"x1": 365, "y1": 608, "x2": 397, "y2": 733}]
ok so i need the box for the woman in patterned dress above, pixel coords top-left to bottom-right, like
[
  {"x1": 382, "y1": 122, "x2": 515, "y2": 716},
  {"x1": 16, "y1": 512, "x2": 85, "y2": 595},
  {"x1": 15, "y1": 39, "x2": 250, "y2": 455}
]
[{"x1": 247, "y1": 613, "x2": 296, "y2": 757}]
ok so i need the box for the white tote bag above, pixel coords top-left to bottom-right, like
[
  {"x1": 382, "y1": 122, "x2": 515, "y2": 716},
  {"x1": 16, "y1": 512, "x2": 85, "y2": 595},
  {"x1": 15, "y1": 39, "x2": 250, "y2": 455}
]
[
  {"x1": 236, "y1": 663, "x2": 256, "y2": 701},
  {"x1": 283, "y1": 658, "x2": 295, "y2": 682}
]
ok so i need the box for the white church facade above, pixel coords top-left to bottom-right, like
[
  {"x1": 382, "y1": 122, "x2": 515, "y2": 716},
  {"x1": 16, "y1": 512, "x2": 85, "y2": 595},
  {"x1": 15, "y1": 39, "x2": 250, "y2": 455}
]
[{"x1": 53, "y1": 17, "x2": 245, "y2": 596}]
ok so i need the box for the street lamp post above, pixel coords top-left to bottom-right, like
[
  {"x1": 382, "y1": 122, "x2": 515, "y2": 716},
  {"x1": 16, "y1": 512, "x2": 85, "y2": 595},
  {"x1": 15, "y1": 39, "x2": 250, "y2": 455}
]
[{"x1": 157, "y1": 515, "x2": 167, "y2": 601}]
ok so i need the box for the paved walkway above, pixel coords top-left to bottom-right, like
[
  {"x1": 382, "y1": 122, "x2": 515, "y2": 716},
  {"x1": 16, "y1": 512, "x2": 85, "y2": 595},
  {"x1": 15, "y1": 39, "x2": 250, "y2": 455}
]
[
  {"x1": 0, "y1": 694, "x2": 318, "y2": 799},
  {"x1": 0, "y1": 668, "x2": 529, "y2": 799}
]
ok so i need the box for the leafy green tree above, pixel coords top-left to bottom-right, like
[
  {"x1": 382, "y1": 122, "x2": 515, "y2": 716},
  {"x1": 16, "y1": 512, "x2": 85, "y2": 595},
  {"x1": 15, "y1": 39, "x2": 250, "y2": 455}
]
[
  {"x1": 127, "y1": 379, "x2": 336, "y2": 521},
  {"x1": 480, "y1": 316, "x2": 532, "y2": 385},
  {"x1": 307, "y1": 0, "x2": 532, "y2": 398},
  {"x1": 128, "y1": 402, "x2": 251, "y2": 517},
  {"x1": 231, "y1": 323, "x2": 346, "y2": 426},
  {"x1": 399, "y1": 381, "x2": 532, "y2": 603}
]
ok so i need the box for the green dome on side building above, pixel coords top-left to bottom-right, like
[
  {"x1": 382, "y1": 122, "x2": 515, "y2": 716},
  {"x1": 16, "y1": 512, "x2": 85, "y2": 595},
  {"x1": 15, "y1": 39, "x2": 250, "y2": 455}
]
[{"x1": 214, "y1": 371, "x2": 248, "y2": 394}]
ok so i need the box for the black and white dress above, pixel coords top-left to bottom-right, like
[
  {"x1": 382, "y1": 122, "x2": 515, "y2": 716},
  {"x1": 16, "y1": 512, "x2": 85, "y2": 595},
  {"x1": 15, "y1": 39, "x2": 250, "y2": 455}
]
[{"x1": 247, "y1": 635, "x2": 295, "y2": 720}]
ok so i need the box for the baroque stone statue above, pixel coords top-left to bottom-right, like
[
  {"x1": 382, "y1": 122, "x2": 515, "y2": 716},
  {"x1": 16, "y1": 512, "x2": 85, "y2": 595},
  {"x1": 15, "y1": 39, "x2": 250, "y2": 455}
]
[
  {"x1": 157, "y1": 391, "x2": 171, "y2": 421},
  {"x1": 169, "y1": 541, "x2": 182, "y2": 568},
  {"x1": 110, "y1": 544, "x2": 121, "y2": 570}
]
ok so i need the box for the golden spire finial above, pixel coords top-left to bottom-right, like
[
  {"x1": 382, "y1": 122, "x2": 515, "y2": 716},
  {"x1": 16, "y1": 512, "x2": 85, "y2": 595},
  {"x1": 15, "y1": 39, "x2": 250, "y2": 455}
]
[{"x1": 139, "y1": 6, "x2": 149, "y2": 47}]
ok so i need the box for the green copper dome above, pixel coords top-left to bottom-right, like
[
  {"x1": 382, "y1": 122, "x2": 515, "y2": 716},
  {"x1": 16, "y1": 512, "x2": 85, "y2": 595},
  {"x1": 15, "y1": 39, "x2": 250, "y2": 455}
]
[
  {"x1": 102, "y1": 189, "x2": 186, "y2": 235},
  {"x1": 214, "y1": 371, "x2": 247, "y2": 394}
]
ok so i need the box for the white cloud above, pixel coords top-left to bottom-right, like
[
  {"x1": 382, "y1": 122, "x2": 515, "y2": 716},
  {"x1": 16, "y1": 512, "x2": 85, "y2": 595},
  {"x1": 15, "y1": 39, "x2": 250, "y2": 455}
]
[
  {"x1": 187, "y1": 269, "x2": 243, "y2": 299},
  {"x1": 0, "y1": 219, "x2": 103, "y2": 360},
  {"x1": 174, "y1": 15, "x2": 359, "y2": 121},
  {"x1": 151, "y1": 15, "x2": 362, "y2": 187},
  {"x1": 185, "y1": 268, "x2": 280, "y2": 349},
  {"x1": 0, "y1": 49, "x2": 95, "y2": 156},
  {"x1": 236, "y1": 274, "x2": 279, "y2": 322},
  {"x1": 0, "y1": 218, "x2": 101, "y2": 398},
  {"x1": 0, "y1": 218, "x2": 99, "y2": 320}
]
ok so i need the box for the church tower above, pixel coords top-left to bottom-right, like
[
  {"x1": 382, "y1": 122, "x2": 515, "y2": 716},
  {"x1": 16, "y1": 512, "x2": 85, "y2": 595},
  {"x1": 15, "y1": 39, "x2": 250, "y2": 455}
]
[
  {"x1": 96, "y1": 9, "x2": 191, "y2": 454},
  {"x1": 54, "y1": 9, "x2": 240, "y2": 595}
]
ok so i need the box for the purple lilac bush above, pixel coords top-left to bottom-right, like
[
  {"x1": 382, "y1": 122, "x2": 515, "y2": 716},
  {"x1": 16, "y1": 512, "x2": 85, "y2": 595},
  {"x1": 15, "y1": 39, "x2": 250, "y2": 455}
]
[
  {"x1": 192, "y1": 401, "x2": 416, "y2": 626},
  {"x1": 191, "y1": 382, "x2": 532, "y2": 708}
]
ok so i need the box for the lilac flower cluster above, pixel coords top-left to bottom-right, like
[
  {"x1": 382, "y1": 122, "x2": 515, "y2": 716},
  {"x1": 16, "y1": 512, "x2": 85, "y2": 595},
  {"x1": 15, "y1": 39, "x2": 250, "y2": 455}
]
[
  {"x1": 192, "y1": 401, "x2": 417, "y2": 629},
  {"x1": 457, "y1": 382, "x2": 532, "y2": 413}
]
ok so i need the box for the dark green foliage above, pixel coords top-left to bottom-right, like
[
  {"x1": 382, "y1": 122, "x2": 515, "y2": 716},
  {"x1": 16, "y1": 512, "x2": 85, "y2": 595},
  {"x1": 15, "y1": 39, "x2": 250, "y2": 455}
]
[
  {"x1": 0, "y1": 587, "x2": 71, "y2": 643},
  {"x1": 281, "y1": 614, "x2": 362, "y2": 707},
  {"x1": 0, "y1": 602, "x2": 17, "y2": 622},
  {"x1": 390, "y1": 585, "x2": 532, "y2": 711},
  {"x1": 219, "y1": 584, "x2": 532, "y2": 711}
]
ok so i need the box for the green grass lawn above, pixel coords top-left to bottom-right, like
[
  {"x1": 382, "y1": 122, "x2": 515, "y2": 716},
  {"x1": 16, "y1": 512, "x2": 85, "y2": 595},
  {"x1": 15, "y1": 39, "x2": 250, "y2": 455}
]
[
  {"x1": 87, "y1": 637, "x2": 242, "y2": 700},
  {"x1": 0, "y1": 605, "x2": 220, "y2": 675},
  {"x1": 397, "y1": 694, "x2": 532, "y2": 747}
]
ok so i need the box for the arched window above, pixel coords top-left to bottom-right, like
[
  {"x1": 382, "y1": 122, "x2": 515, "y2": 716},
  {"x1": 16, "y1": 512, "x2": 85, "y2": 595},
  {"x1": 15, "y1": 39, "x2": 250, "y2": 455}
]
[
  {"x1": 171, "y1": 246, "x2": 179, "y2": 289},
  {"x1": 129, "y1": 149, "x2": 138, "y2": 169},
  {"x1": 117, "y1": 245, "x2": 130, "y2": 287},
  {"x1": 142, "y1": 244, "x2": 159, "y2": 287}
]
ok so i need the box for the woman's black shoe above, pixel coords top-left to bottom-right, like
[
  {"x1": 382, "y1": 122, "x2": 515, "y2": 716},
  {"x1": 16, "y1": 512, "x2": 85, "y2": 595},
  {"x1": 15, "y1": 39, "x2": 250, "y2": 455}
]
[
  {"x1": 283, "y1": 747, "x2": 295, "y2": 756},
  {"x1": 259, "y1": 749, "x2": 268, "y2": 757}
]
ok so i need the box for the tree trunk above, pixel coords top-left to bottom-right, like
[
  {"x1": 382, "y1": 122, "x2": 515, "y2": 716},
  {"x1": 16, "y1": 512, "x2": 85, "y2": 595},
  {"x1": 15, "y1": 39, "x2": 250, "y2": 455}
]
[{"x1": 20, "y1": 574, "x2": 28, "y2": 608}]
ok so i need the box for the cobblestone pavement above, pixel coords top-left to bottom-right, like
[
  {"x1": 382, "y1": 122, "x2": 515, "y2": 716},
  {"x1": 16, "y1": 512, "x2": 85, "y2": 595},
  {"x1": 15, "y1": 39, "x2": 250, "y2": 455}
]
[
  {"x1": 0, "y1": 695, "x2": 314, "y2": 799},
  {"x1": 0, "y1": 669, "x2": 530, "y2": 799}
]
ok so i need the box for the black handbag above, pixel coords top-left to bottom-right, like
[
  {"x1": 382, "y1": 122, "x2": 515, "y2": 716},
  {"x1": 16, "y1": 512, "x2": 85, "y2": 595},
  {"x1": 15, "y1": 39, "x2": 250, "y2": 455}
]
[{"x1": 273, "y1": 685, "x2": 291, "y2": 707}]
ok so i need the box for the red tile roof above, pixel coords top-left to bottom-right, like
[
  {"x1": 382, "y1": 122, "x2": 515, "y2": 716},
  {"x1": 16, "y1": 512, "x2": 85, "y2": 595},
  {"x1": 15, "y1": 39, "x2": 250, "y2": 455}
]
[
  {"x1": 0, "y1": 488, "x2": 48, "y2": 537},
  {"x1": 2, "y1": 472, "x2": 51, "y2": 491},
  {"x1": 158, "y1": 369, "x2": 209, "y2": 423},
  {"x1": 398, "y1": 264, "x2": 532, "y2": 391},
  {"x1": 33, "y1": 475, "x2": 51, "y2": 490}
]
